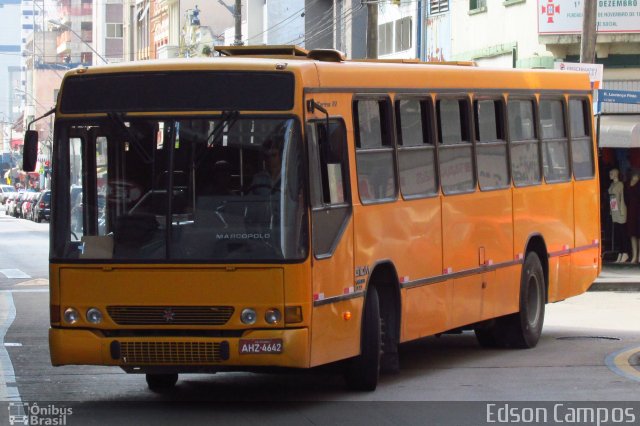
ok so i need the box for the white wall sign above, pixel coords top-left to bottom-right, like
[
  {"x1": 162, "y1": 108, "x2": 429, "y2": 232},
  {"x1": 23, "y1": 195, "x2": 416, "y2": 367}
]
[{"x1": 539, "y1": 0, "x2": 640, "y2": 34}]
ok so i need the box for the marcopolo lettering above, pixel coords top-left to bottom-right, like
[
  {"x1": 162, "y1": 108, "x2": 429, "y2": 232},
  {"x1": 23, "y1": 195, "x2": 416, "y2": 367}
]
[{"x1": 216, "y1": 233, "x2": 271, "y2": 240}]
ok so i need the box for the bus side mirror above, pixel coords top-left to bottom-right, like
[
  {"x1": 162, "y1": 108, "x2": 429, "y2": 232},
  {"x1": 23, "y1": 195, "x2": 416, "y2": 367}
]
[{"x1": 23, "y1": 130, "x2": 38, "y2": 172}]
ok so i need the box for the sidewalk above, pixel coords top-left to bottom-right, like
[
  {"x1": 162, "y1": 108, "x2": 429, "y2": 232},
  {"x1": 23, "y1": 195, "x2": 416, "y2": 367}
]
[{"x1": 590, "y1": 263, "x2": 640, "y2": 292}]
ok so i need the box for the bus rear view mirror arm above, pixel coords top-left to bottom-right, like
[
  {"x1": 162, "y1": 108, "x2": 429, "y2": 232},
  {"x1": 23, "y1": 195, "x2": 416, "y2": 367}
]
[
  {"x1": 306, "y1": 99, "x2": 330, "y2": 137},
  {"x1": 23, "y1": 107, "x2": 55, "y2": 172}
]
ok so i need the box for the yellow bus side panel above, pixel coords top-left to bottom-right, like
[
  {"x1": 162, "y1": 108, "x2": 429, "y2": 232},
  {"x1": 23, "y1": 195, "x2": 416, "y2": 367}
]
[
  {"x1": 309, "y1": 299, "x2": 363, "y2": 367},
  {"x1": 396, "y1": 196, "x2": 444, "y2": 342},
  {"x1": 481, "y1": 267, "x2": 520, "y2": 321},
  {"x1": 442, "y1": 190, "x2": 514, "y2": 329},
  {"x1": 513, "y1": 182, "x2": 574, "y2": 301},
  {"x1": 402, "y1": 281, "x2": 452, "y2": 340},
  {"x1": 310, "y1": 219, "x2": 359, "y2": 367},
  {"x1": 571, "y1": 178, "x2": 601, "y2": 297}
]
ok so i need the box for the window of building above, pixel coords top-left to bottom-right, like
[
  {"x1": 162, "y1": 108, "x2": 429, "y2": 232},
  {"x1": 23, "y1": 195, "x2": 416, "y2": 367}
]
[
  {"x1": 437, "y1": 97, "x2": 474, "y2": 193},
  {"x1": 396, "y1": 98, "x2": 437, "y2": 198},
  {"x1": 470, "y1": 0, "x2": 487, "y2": 10},
  {"x1": 475, "y1": 99, "x2": 509, "y2": 189},
  {"x1": 508, "y1": 99, "x2": 540, "y2": 186},
  {"x1": 354, "y1": 98, "x2": 396, "y2": 203},
  {"x1": 378, "y1": 21, "x2": 393, "y2": 56},
  {"x1": 540, "y1": 99, "x2": 570, "y2": 182},
  {"x1": 395, "y1": 17, "x2": 412, "y2": 52},
  {"x1": 379, "y1": 17, "x2": 413, "y2": 55},
  {"x1": 430, "y1": 0, "x2": 449, "y2": 14},
  {"x1": 569, "y1": 98, "x2": 594, "y2": 179},
  {"x1": 107, "y1": 23, "x2": 124, "y2": 38}
]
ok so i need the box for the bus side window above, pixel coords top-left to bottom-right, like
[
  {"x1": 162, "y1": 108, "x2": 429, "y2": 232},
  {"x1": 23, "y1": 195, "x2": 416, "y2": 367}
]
[
  {"x1": 396, "y1": 98, "x2": 438, "y2": 198},
  {"x1": 569, "y1": 98, "x2": 595, "y2": 179},
  {"x1": 354, "y1": 98, "x2": 396, "y2": 203},
  {"x1": 474, "y1": 99, "x2": 509, "y2": 190},
  {"x1": 540, "y1": 99, "x2": 571, "y2": 183},
  {"x1": 437, "y1": 97, "x2": 475, "y2": 194},
  {"x1": 508, "y1": 99, "x2": 541, "y2": 186}
]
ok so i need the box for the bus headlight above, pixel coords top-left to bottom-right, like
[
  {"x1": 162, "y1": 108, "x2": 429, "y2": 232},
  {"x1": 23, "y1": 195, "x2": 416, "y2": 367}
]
[
  {"x1": 63, "y1": 307, "x2": 80, "y2": 324},
  {"x1": 265, "y1": 308, "x2": 281, "y2": 324},
  {"x1": 86, "y1": 308, "x2": 103, "y2": 324},
  {"x1": 241, "y1": 308, "x2": 257, "y2": 325}
]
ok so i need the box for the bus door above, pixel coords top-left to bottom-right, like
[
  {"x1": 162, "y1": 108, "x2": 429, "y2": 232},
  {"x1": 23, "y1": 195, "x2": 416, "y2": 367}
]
[
  {"x1": 66, "y1": 127, "x2": 109, "y2": 244},
  {"x1": 305, "y1": 115, "x2": 358, "y2": 366}
]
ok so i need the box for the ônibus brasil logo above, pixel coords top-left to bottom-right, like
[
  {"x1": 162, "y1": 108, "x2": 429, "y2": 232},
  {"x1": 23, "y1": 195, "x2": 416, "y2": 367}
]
[{"x1": 8, "y1": 402, "x2": 73, "y2": 425}]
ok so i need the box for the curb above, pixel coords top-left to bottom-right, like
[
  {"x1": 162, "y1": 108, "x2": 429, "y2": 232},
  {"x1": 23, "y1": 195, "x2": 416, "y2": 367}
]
[{"x1": 588, "y1": 282, "x2": 640, "y2": 292}]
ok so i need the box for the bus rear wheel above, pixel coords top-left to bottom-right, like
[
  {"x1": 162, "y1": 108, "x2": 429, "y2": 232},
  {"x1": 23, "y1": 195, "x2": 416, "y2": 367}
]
[
  {"x1": 344, "y1": 286, "x2": 381, "y2": 391},
  {"x1": 146, "y1": 373, "x2": 179, "y2": 391},
  {"x1": 475, "y1": 252, "x2": 545, "y2": 349}
]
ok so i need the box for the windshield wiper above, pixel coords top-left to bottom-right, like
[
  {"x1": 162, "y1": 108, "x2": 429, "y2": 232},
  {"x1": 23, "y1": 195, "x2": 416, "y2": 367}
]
[
  {"x1": 107, "y1": 112, "x2": 153, "y2": 164},
  {"x1": 206, "y1": 110, "x2": 240, "y2": 148}
]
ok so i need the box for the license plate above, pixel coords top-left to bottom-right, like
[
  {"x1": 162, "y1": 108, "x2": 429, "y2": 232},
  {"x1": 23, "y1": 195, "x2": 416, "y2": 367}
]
[{"x1": 239, "y1": 338, "x2": 283, "y2": 354}]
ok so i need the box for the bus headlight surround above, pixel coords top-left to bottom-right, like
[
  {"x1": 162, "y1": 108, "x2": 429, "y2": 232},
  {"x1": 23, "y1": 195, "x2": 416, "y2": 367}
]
[
  {"x1": 86, "y1": 307, "x2": 103, "y2": 324},
  {"x1": 265, "y1": 308, "x2": 281, "y2": 324},
  {"x1": 241, "y1": 308, "x2": 257, "y2": 325},
  {"x1": 63, "y1": 307, "x2": 80, "y2": 324}
]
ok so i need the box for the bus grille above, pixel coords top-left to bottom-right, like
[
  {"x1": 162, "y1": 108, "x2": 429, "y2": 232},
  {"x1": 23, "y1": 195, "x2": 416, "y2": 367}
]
[
  {"x1": 120, "y1": 341, "x2": 221, "y2": 364},
  {"x1": 106, "y1": 306, "x2": 234, "y2": 325}
]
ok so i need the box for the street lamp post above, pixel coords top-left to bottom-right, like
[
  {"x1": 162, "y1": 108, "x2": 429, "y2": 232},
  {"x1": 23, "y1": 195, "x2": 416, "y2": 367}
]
[{"x1": 48, "y1": 19, "x2": 109, "y2": 65}]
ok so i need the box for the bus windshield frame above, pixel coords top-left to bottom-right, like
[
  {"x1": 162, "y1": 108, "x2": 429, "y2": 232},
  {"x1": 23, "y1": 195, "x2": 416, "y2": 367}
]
[{"x1": 51, "y1": 114, "x2": 309, "y2": 263}]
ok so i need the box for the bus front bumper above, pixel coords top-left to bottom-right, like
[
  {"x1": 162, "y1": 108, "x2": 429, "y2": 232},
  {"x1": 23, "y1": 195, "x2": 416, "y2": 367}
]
[{"x1": 49, "y1": 327, "x2": 310, "y2": 370}]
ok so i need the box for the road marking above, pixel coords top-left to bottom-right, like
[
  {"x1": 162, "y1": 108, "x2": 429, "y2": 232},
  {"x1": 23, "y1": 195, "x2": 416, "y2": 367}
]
[
  {"x1": 0, "y1": 269, "x2": 31, "y2": 279},
  {"x1": 0, "y1": 291, "x2": 23, "y2": 402},
  {"x1": 15, "y1": 278, "x2": 48, "y2": 286},
  {"x1": 0, "y1": 289, "x2": 49, "y2": 293},
  {"x1": 605, "y1": 345, "x2": 640, "y2": 383},
  {"x1": 4, "y1": 343, "x2": 22, "y2": 347}
]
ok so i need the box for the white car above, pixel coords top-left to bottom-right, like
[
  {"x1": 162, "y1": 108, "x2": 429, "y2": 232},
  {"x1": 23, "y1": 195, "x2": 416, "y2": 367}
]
[{"x1": 0, "y1": 184, "x2": 17, "y2": 207}]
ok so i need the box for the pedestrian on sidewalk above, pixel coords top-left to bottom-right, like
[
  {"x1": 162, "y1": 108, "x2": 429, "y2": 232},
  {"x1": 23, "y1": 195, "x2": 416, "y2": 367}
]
[
  {"x1": 625, "y1": 171, "x2": 640, "y2": 263},
  {"x1": 609, "y1": 168, "x2": 630, "y2": 263}
]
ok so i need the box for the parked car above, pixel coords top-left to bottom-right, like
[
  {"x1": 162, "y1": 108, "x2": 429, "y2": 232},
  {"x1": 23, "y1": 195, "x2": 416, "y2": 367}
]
[
  {"x1": 11, "y1": 192, "x2": 27, "y2": 217},
  {"x1": 22, "y1": 192, "x2": 39, "y2": 219},
  {"x1": 4, "y1": 192, "x2": 19, "y2": 215},
  {"x1": 33, "y1": 190, "x2": 51, "y2": 222},
  {"x1": 0, "y1": 184, "x2": 16, "y2": 206}
]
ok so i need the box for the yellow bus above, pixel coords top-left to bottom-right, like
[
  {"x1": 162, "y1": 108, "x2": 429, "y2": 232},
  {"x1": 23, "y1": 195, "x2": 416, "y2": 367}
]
[{"x1": 24, "y1": 45, "x2": 600, "y2": 391}]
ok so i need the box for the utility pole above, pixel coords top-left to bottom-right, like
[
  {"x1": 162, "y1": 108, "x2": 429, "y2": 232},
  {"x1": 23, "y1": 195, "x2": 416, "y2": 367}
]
[
  {"x1": 580, "y1": 0, "x2": 598, "y2": 63},
  {"x1": 366, "y1": 1, "x2": 378, "y2": 59},
  {"x1": 234, "y1": 0, "x2": 243, "y2": 46}
]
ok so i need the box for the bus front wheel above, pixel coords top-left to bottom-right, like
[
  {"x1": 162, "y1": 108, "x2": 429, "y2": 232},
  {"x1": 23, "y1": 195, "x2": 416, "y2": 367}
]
[
  {"x1": 146, "y1": 373, "x2": 178, "y2": 391},
  {"x1": 344, "y1": 286, "x2": 381, "y2": 391}
]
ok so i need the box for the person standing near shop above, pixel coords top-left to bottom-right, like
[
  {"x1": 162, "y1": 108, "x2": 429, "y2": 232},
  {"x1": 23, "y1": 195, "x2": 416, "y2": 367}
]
[
  {"x1": 625, "y1": 172, "x2": 640, "y2": 263},
  {"x1": 609, "y1": 168, "x2": 629, "y2": 263}
]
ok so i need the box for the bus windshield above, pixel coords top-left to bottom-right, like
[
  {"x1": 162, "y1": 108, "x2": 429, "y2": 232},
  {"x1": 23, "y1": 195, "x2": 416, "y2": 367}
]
[{"x1": 55, "y1": 116, "x2": 308, "y2": 262}]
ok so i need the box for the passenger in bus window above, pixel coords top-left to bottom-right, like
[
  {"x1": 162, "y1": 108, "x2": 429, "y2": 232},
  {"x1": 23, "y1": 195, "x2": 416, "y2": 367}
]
[
  {"x1": 609, "y1": 168, "x2": 629, "y2": 263},
  {"x1": 201, "y1": 160, "x2": 232, "y2": 196},
  {"x1": 249, "y1": 139, "x2": 282, "y2": 195}
]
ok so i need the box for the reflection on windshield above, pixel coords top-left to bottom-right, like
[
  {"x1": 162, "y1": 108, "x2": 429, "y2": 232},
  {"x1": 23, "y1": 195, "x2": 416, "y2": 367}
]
[{"x1": 58, "y1": 117, "x2": 308, "y2": 262}]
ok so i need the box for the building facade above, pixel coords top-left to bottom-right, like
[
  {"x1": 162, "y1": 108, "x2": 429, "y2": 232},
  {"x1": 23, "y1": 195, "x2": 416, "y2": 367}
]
[
  {"x1": 0, "y1": 0, "x2": 22, "y2": 124},
  {"x1": 93, "y1": 0, "x2": 124, "y2": 64}
]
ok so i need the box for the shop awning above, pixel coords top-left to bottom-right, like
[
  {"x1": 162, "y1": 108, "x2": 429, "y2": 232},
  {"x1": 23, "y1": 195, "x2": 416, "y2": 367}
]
[{"x1": 599, "y1": 114, "x2": 640, "y2": 148}]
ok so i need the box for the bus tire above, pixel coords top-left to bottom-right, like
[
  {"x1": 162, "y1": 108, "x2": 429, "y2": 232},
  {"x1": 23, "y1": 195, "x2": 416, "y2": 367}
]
[
  {"x1": 500, "y1": 252, "x2": 546, "y2": 348},
  {"x1": 344, "y1": 286, "x2": 381, "y2": 391},
  {"x1": 146, "y1": 373, "x2": 178, "y2": 391}
]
